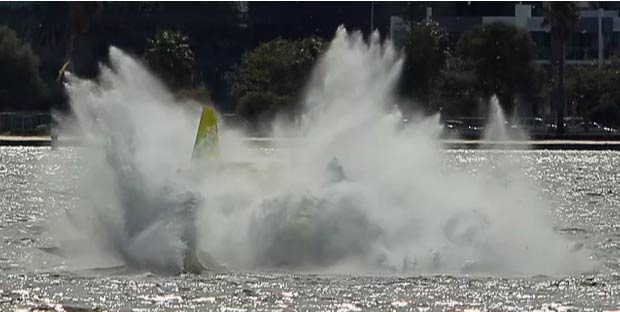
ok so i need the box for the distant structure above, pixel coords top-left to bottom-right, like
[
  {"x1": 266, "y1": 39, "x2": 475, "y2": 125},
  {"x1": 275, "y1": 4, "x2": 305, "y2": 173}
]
[
  {"x1": 0, "y1": 2, "x2": 403, "y2": 113},
  {"x1": 390, "y1": 2, "x2": 620, "y2": 66},
  {"x1": 246, "y1": 2, "x2": 402, "y2": 42}
]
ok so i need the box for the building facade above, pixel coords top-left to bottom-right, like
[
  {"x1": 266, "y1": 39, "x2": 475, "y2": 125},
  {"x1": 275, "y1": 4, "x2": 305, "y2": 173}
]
[
  {"x1": 390, "y1": 2, "x2": 620, "y2": 119},
  {"x1": 390, "y1": 2, "x2": 620, "y2": 65}
]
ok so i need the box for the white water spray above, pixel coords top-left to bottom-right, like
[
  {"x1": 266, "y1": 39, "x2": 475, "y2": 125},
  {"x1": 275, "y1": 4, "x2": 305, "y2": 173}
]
[
  {"x1": 49, "y1": 48, "x2": 203, "y2": 274},
  {"x1": 50, "y1": 26, "x2": 595, "y2": 275},
  {"x1": 483, "y1": 95, "x2": 528, "y2": 142},
  {"x1": 484, "y1": 95, "x2": 509, "y2": 141}
]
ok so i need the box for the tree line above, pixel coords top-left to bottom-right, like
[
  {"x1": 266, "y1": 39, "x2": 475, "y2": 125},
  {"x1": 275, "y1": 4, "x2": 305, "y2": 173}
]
[
  {"x1": 3, "y1": 2, "x2": 618, "y2": 135},
  {"x1": 226, "y1": 2, "x2": 608, "y2": 136},
  {"x1": 226, "y1": 2, "x2": 588, "y2": 135}
]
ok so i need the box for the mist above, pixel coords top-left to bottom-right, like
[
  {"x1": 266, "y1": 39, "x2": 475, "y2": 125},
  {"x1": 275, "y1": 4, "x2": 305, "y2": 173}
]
[{"x1": 47, "y1": 26, "x2": 596, "y2": 276}]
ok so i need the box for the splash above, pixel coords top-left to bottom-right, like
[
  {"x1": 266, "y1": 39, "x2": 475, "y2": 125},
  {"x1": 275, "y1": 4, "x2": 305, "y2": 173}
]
[
  {"x1": 484, "y1": 95, "x2": 509, "y2": 141},
  {"x1": 50, "y1": 26, "x2": 595, "y2": 276},
  {"x1": 50, "y1": 48, "x2": 204, "y2": 274},
  {"x1": 483, "y1": 95, "x2": 527, "y2": 142}
]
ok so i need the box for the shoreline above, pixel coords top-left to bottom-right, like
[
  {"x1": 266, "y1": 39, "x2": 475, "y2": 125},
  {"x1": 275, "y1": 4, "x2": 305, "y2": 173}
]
[{"x1": 4, "y1": 135, "x2": 620, "y2": 150}]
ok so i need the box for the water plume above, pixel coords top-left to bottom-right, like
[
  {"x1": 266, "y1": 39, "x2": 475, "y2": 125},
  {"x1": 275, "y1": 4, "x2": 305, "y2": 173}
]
[
  {"x1": 484, "y1": 95, "x2": 509, "y2": 141},
  {"x1": 50, "y1": 47, "x2": 203, "y2": 274},
  {"x1": 483, "y1": 95, "x2": 527, "y2": 142},
  {"x1": 50, "y1": 26, "x2": 596, "y2": 276}
]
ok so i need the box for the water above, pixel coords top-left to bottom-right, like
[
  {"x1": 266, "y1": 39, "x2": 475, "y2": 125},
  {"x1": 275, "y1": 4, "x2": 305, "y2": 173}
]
[
  {"x1": 1, "y1": 147, "x2": 619, "y2": 310},
  {"x1": 483, "y1": 95, "x2": 527, "y2": 143},
  {"x1": 1, "y1": 26, "x2": 618, "y2": 310},
  {"x1": 483, "y1": 96, "x2": 509, "y2": 141},
  {"x1": 52, "y1": 26, "x2": 593, "y2": 275}
]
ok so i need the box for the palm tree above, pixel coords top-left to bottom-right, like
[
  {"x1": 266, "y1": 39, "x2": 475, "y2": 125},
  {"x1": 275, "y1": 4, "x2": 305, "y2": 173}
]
[
  {"x1": 66, "y1": 2, "x2": 104, "y2": 78},
  {"x1": 543, "y1": 2, "x2": 580, "y2": 135}
]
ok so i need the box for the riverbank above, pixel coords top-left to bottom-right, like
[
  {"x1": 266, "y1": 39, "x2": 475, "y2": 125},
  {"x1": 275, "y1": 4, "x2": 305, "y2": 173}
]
[{"x1": 4, "y1": 135, "x2": 620, "y2": 150}]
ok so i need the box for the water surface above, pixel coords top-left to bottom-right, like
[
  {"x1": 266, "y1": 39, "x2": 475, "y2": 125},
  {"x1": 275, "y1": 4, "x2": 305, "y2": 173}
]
[{"x1": 1, "y1": 147, "x2": 618, "y2": 311}]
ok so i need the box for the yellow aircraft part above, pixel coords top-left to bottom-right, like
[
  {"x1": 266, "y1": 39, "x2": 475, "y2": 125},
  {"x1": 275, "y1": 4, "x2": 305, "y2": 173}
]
[
  {"x1": 57, "y1": 60, "x2": 71, "y2": 82},
  {"x1": 193, "y1": 105, "x2": 219, "y2": 159}
]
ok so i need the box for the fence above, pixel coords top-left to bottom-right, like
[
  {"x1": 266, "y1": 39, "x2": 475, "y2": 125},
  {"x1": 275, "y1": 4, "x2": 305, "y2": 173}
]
[{"x1": 0, "y1": 112, "x2": 51, "y2": 134}]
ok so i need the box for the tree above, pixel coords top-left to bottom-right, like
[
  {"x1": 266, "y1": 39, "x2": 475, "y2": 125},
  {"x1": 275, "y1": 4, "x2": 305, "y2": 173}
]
[
  {"x1": 67, "y1": 2, "x2": 105, "y2": 78},
  {"x1": 566, "y1": 60, "x2": 620, "y2": 126},
  {"x1": 435, "y1": 56, "x2": 480, "y2": 118},
  {"x1": 12, "y1": 3, "x2": 72, "y2": 112},
  {"x1": 399, "y1": 19, "x2": 451, "y2": 113},
  {"x1": 543, "y1": 2, "x2": 580, "y2": 135},
  {"x1": 0, "y1": 26, "x2": 49, "y2": 111},
  {"x1": 457, "y1": 22, "x2": 544, "y2": 117},
  {"x1": 16, "y1": 3, "x2": 69, "y2": 73},
  {"x1": 566, "y1": 65, "x2": 601, "y2": 120},
  {"x1": 144, "y1": 29, "x2": 196, "y2": 90},
  {"x1": 226, "y1": 37, "x2": 327, "y2": 128}
]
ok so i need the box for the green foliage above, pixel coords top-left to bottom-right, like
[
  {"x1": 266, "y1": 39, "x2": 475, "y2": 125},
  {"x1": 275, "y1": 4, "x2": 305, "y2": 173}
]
[
  {"x1": 399, "y1": 19, "x2": 450, "y2": 112},
  {"x1": 0, "y1": 25, "x2": 49, "y2": 111},
  {"x1": 435, "y1": 57, "x2": 480, "y2": 118},
  {"x1": 235, "y1": 92, "x2": 290, "y2": 127},
  {"x1": 456, "y1": 22, "x2": 544, "y2": 115},
  {"x1": 566, "y1": 65, "x2": 600, "y2": 117},
  {"x1": 543, "y1": 1, "x2": 580, "y2": 134},
  {"x1": 226, "y1": 37, "x2": 327, "y2": 126},
  {"x1": 543, "y1": 2, "x2": 580, "y2": 42},
  {"x1": 566, "y1": 60, "x2": 620, "y2": 126},
  {"x1": 144, "y1": 29, "x2": 196, "y2": 90}
]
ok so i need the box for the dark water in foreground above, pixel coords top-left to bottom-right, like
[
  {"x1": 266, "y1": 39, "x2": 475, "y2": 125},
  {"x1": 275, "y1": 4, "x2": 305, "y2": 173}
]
[{"x1": 0, "y1": 147, "x2": 619, "y2": 311}]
